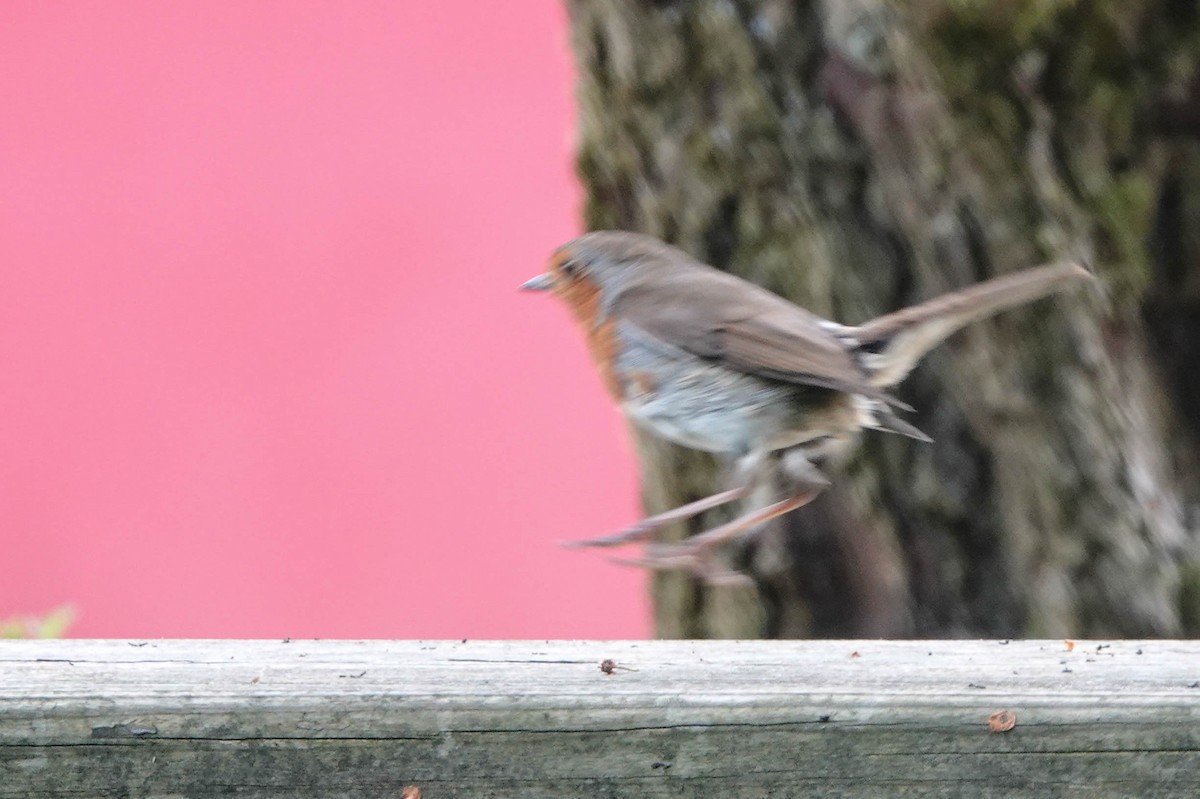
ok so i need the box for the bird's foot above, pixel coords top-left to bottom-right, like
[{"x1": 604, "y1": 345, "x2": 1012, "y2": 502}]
[
  {"x1": 572, "y1": 487, "x2": 825, "y2": 583},
  {"x1": 561, "y1": 486, "x2": 750, "y2": 549},
  {"x1": 608, "y1": 538, "x2": 755, "y2": 587},
  {"x1": 561, "y1": 518, "x2": 664, "y2": 549}
]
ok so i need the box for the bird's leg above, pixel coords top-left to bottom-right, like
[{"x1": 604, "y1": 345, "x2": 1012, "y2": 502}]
[
  {"x1": 613, "y1": 490, "x2": 821, "y2": 574},
  {"x1": 563, "y1": 485, "x2": 749, "y2": 549},
  {"x1": 565, "y1": 450, "x2": 772, "y2": 549},
  {"x1": 612, "y1": 451, "x2": 830, "y2": 580}
]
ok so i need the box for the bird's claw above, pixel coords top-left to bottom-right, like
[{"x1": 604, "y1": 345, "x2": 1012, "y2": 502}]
[
  {"x1": 561, "y1": 520, "x2": 661, "y2": 549},
  {"x1": 607, "y1": 540, "x2": 753, "y2": 587}
]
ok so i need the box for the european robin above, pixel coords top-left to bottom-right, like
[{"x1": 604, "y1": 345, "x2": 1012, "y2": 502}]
[{"x1": 523, "y1": 231, "x2": 1089, "y2": 578}]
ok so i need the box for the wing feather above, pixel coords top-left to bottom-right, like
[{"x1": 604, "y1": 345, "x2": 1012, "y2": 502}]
[{"x1": 610, "y1": 258, "x2": 883, "y2": 398}]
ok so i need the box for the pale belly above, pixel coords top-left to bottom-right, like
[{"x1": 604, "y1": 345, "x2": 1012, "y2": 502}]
[{"x1": 613, "y1": 323, "x2": 854, "y2": 456}]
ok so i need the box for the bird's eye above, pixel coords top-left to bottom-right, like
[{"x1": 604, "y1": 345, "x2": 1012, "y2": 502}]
[{"x1": 560, "y1": 257, "x2": 582, "y2": 277}]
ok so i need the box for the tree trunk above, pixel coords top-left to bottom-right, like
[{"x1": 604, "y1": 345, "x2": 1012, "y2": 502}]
[{"x1": 565, "y1": 0, "x2": 1200, "y2": 638}]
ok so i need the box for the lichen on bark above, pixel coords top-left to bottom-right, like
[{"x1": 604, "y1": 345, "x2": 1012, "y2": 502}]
[{"x1": 566, "y1": 0, "x2": 1200, "y2": 638}]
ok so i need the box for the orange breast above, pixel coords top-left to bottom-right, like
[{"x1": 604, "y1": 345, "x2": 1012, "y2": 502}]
[{"x1": 556, "y1": 275, "x2": 624, "y2": 400}]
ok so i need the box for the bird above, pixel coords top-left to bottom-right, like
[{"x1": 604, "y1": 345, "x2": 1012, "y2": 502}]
[{"x1": 522, "y1": 230, "x2": 1090, "y2": 579}]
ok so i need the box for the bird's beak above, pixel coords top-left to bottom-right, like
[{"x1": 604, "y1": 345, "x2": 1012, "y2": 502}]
[{"x1": 520, "y1": 273, "x2": 554, "y2": 292}]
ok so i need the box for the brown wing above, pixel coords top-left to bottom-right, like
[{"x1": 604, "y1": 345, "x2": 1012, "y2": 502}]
[{"x1": 612, "y1": 257, "x2": 881, "y2": 397}]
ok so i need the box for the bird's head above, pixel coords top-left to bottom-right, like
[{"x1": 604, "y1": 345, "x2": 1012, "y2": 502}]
[{"x1": 521, "y1": 231, "x2": 671, "y2": 324}]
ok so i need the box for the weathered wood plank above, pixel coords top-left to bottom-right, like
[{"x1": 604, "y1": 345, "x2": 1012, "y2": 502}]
[{"x1": 1, "y1": 639, "x2": 1198, "y2": 797}]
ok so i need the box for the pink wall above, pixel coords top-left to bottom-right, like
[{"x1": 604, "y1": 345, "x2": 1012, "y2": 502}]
[{"x1": 0, "y1": 2, "x2": 649, "y2": 638}]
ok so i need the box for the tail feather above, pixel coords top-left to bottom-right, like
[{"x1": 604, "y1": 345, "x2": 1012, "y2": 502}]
[
  {"x1": 848, "y1": 261, "x2": 1091, "y2": 388},
  {"x1": 870, "y1": 407, "x2": 933, "y2": 442}
]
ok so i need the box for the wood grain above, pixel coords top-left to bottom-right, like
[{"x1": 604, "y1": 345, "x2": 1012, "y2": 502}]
[{"x1": 2, "y1": 639, "x2": 1198, "y2": 797}]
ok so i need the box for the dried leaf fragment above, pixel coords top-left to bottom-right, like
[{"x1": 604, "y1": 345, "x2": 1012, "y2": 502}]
[{"x1": 987, "y1": 710, "x2": 1017, "y2": 733}]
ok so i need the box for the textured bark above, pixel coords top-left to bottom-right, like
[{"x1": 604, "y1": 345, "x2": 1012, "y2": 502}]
[{"x1": 565, "y1": 0, "x2": 1200, "y2": 638}]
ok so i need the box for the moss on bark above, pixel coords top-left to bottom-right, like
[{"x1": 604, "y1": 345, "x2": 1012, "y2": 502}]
[{"x1": 566, "y1": 0, "x2": 1200, "y2": 638}]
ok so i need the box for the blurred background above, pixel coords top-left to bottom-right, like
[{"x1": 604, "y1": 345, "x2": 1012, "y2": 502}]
[
  {"x1": 563, "y1": 0, "x2": 1200, "y2": 639},
  {"x1": 5, "y1": 2, "x2": 1200, "y2": 641},
  {"x1": 1, "y1": 2, "x2": 648, "y2": 638}
]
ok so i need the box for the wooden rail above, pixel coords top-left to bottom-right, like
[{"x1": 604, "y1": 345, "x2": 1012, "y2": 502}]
[{"x1": 2, "y1": 639, "x2": 1198, "y2": 797}]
